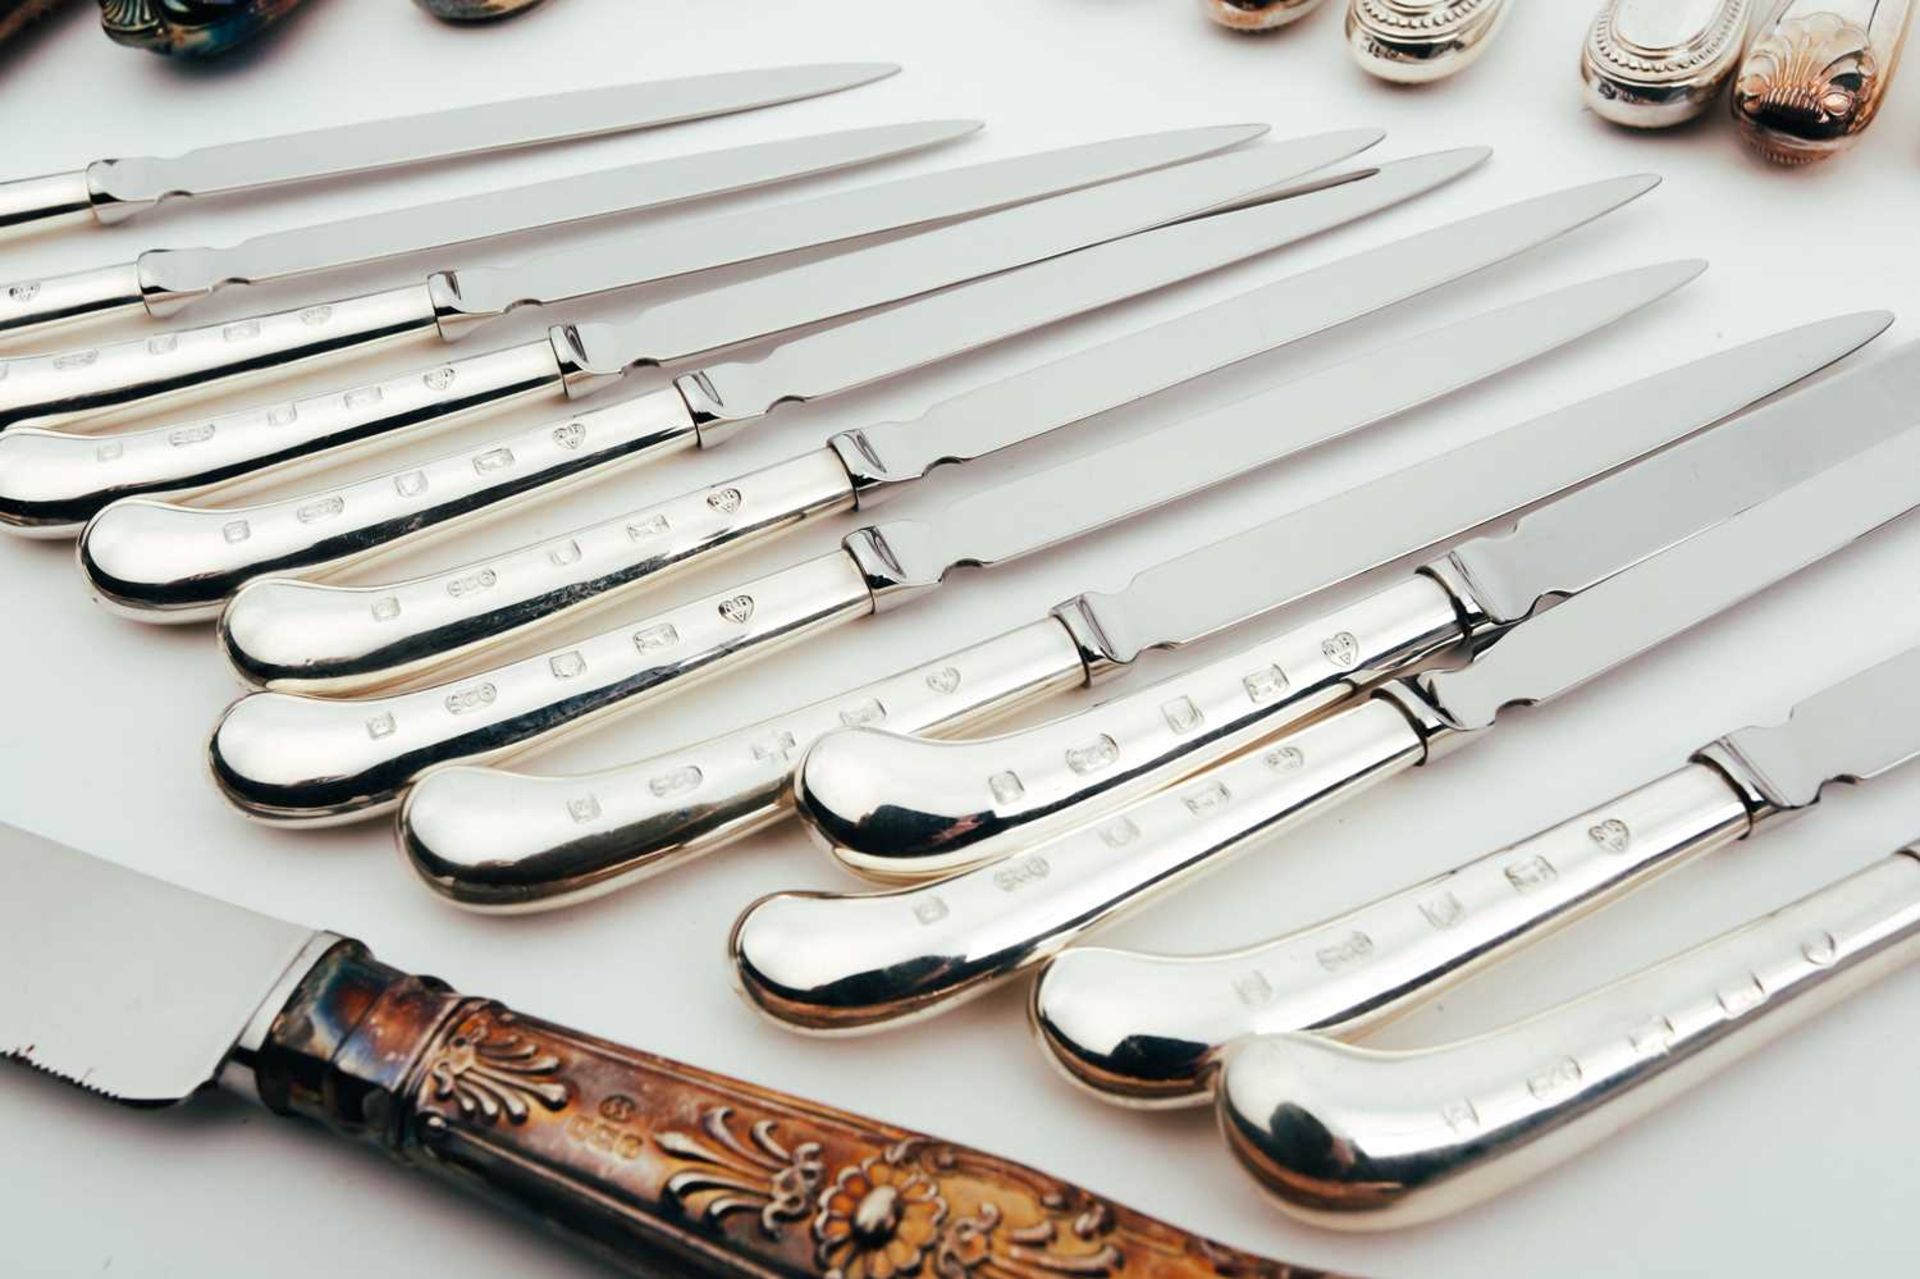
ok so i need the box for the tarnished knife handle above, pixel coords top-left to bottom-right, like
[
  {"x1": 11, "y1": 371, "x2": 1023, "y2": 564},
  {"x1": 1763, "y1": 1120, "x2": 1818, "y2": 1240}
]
[
  {"x1": 1346, "y1": 0, "x2": 1516, "y2": 83},
  {"x1": 1732, "y1": 0, "x2": 1914, "y2": 164},
  {"x1": 0, "y1": 339, "x2": 567, "y2": 536},
  {"x1": 252, "y1": 943, "x2": 1307, "y2": 1279},
  {"x1": 78, "y1": 384, "x2": 693, "y2": 620},
  {"x1": 0, "y1": 171, "x2": 95, "y2": 240},
  {"x1": 220, "y1": 444, "x2": 858, "y2": 692},
  {"x1": 210, "y1": 551, "x2": 877, "y2": 823},
  {"x1": 0, "y1": 284, "x2": 442, "y2": 431},
  {"x1": 399, "y1": 619, "x2": 1093, "y2": 912},
  {"x1": 0, "y1": 261, "x2": 147, "y2": 343},
  {"x1": 1216, "y1": 850, "x2": 1920, "y2": 1229},
  {"x1": 1032, "y1": 763, "x2": 1754, "y2": 1108},
  {"x1": 101, "y1": 0, "x2": 309, "y2": 59},
  {"x1": 799, "y1": 574, "x2": 1466, "y2": 881},
  {"x1": 1202, "y1": 0, "x2": 1330, "y2": 32},
  {"x1": 736, "y1": 697, "x2": 1434, "y2": 1034}
]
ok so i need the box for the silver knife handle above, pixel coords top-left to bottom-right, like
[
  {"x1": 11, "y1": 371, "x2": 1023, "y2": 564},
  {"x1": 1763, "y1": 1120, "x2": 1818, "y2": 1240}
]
[
  {"x1": 1733, "y1": 0, "x2": 1915, "y2": 163},
  {"x1": 220, "y1": 443, "x2": 857, "y2": 693},
  {"x1": 1033, "y1": 762, "x2": 1754, "y2": 1108},
  {"x1": 0, "y1": 262, "x2": 148, "y2": 344},
  {"x1": 400, "y1": 618, "x2": 1093, "y2": 912},
  {"x1": 1217, "y1": 849, "x2": 1920, "y2": 1229},
  {"x1": 0, "y1": 171, "x2": 95, "y2": 240},
  {"x1": 734, "y1": 696, "x2": 1434, "y2": 1034},
  {"x1": 797, "y1": 574, "x2": 1465, "y2": 881},
  {"x1": 0, "y1": 339, "x2": 567, "y2": 536},
  {"x1": 209, "y1": 550, "x2": 877, "y2": 823},
  {"x1": 0, "y1": 284, "x2": 442, "y2": 431},
  {"x1": 1346, "y1": 0, "x2": 1517, "y2": 83},
  {"x1": 1582, "y1": 0, "x2": 1757, "y2": 129},
  {"x1": 1202, "y1": 0, "x2": 1330, "y2": 32},
  {"x1": 78, "y1": 374, "x2": 670, "y2": 621}
]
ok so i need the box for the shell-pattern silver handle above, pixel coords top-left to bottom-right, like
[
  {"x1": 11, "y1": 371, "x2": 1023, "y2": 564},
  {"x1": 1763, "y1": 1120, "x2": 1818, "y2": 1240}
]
[
  {"x1": 1346, "y1": 0, "x2": 1516, "y2": 83},
  {"x1": 1733, "y1": 0, "x2": 1916, "y2": 163},
  {"x1": 0, "y1": 285, "x2": 442, "y2": 431},
  {"x1": 0, "y1": 171, "x2": 94, "y2": 240},
  {"x1": 1201, "y1": 0, "x2": 1329, "y2": 32},
  {"x1": 209, "y1": 550, "x2": 876, "y2": 824},
  {"x1": 0, "y1": 338, "x2": 566, "y2": 537},
  {"x1": 1033, "y1": 762, "x2": 1754, "y2": 1107},
  {"x1": 797, "y1": 575, "x2": 1465, "y2": 882},
  {"x1": 0, "y1": 262, "x2": 148, "y2": 345},
  {"x1": 400, "y1": 619, "x2": 1092, "y2": 912},
  {"x1": 1217, "y1": 850, "x2": 1920, "y2": 1228},
  {"x1": 78, "y1": 383, "x2": 688, "y2": 621},
  {"x1": 220, "y1": 446, "x2": 857, "y2": 692},
  {"x1": 1582, "y1": 0, "x2": 1757, "y2": 128},
  {"x1": 733, "y1": 697, "x2": 1430, "y2": 1034}
]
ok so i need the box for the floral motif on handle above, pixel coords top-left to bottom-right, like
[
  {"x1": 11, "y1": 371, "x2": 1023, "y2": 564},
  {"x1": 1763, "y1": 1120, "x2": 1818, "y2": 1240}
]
[
  {"x1": 659, "y1": 1105, "x2": 827, "y2": 1236},
  {"x1": 421, "y1": 1009, "x2": 569, "y2": 1125}
]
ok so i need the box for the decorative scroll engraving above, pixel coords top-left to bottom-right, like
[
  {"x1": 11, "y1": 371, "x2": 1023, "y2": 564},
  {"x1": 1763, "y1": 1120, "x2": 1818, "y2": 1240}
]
[
  {"x1": 422, "y1": 1010, "x2": 568, "y2": 1126},
  {"x1": 1734, "y1": 12, "x2": 1878, "y2": 154},
  {"x1": 659, "y1": 1107, "x2": 826, "y2": 1237}
]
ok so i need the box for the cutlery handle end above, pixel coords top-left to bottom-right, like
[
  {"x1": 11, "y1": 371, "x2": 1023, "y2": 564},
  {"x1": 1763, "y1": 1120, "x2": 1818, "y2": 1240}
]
[{"x1": 0, "y1": 171, "x2": 96, "y2": 240}]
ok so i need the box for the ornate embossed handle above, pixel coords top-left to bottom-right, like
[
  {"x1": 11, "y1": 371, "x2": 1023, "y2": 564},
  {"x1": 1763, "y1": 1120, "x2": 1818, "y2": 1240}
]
[
  {"x1": 1582, "y1": 0, "x2": 1757, "y2": 129},
  {"x1": 737, "y1": 697, "x2": 1433, "y2": 1034},
  {"x1": 1733, "y1": 0, "x2": 1915, "y2": 162},
  {"x1": 1201, "y1": 0, "x2": 1330, "y2": 32},
  {"x1": 0, "y1": 284, "x2": 442, "y2": 432},
  {"x1": 0, "y1": 171, "x2": 96, "y2": 240},
  {"x1": 209, "y1": 551, "x2": 877, "y2": 823},
  {"x1": 1216, "y1": 850, "x2": 1920, "y2": 1229},
  {"x1": 254, "y1": 943, "x2": 1305, "y2": 1278},
  {"x1": 1346, "y1": 0, "x2": 1516, "y2": 82},
  {"x1": 77, "y1": 384, "x2": 694, "y2": 619},
  {"x1": 797, "y1": 575, "x2": 1466, "y2": 881},
  {"x1": 1033, "y1": 763, "x2": 1755, "y2": 1107},
  {"x1": 0, "y1": 261, "x2": 148, "y2": 344},
  {"x1": 399, "y1": 619, "x2": 1093, "y2": 912},
  {"x1": 219, "y1": 445, "x2": 858, "y2": 691},
  {"x1": 0, "y1": 340, "x2": 568, "y2": 537}
]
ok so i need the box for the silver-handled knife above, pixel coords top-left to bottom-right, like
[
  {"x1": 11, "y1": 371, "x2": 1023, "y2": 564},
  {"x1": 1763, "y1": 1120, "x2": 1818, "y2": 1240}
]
[
  {"x1": 205, "y1": 259, "x2": 1675, "y2": 825},
  {"x1": 1582, "y1": 0, "x2": 1756, "y2": 128},
  {"x1": 395, "y1": 313, "x2": 1887, "y2": 913},
  {"x1": 0, "y1": 63, "x2": 899, "y2": 239},
  {"x1": 1218, "y1": 850, "x2": 1920, "y2": 1227},
  {"x1": 0, "y1": 823, "x2": 1293, "y2": 1275},
  {"x1": 1346, "y1": 0, "x2": 1516, "y2": 82},
  {"x1": 796, "y1": 332, "x2": 1920, "y2": 879},
  {"x1": 733, "y1": 357, "x2": 1920, "y2": 1033},
  {"x1": 0, "y1": 123, "x2": 1287, "y2": 438},
  {"x1": 81, "y1": 146, "x2": 1456, "y2": 620},
  {"x1": 0, "y1": 127, "x2": 1330, "y2": 515},
  {"x1": 0, "y1": 120, "x2": 977, "y2": 346},
  {"x1": 218, "y1": 156, "x2": 1638, "y2": 689},
  {"x1": 1035, "y1": 640, "x2": 1920, "y2": 1106}
]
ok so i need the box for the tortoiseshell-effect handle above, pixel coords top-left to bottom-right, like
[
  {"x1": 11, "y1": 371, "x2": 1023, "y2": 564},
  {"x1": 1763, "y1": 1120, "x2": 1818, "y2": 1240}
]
[
  {"x1": 99, "y1": 0, "x2": 309, "y2": 57},
  {"x1": 258, "y1": 944, "x2": 1317, "y2": 1278}
]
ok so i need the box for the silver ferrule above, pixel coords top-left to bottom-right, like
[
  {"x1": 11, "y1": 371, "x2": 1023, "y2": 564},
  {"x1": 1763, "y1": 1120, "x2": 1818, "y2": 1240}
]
[
  {"x1": 549, "y1": 323, "x2": 628, "y2": 400},
  {"x1": 1692, "y1": 738, "x2": 1796, "y2": 830},
  {"x1": 1046, "y1": 595, "x2": 1131, "y2": 687},
  {"x1": 840, "y1": 519, "x2": 946, "y2": 613},
  {"x1": 215, "y1": 931, "x2": 345, "y2": 1105}
]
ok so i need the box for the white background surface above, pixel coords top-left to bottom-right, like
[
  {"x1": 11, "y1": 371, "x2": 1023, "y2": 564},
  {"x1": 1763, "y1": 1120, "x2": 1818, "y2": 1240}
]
[{"x1": 2, "y1": 1, "x2": 1918, "y2": 1275}]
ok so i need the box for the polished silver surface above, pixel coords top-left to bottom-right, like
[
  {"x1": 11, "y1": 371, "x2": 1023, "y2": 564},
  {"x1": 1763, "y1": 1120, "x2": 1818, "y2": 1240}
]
[
  {"x1": 1203, "y1": 0, "x2": 1330, "y2": 31},
  {"x1": 1218, "y1": 851, "x2": 1920, "y2": 1227},
  {"x1": 0, "y1": 121, "x2": 980, "y2": 344},
  {"x1": 1035, "y1": 764, "x2": 1751, "y2": 1105},
  {"x1": 0, "y1": 64, "x2": 899, "y2": 237},
  {"x1": 792, "y1": 313, "x2": 1894, "y2": 875},
  {"x1": 1583, "y1": 0, "x2": 1756, "y2": 128},
  {"x1": 0, "y1": 124, "x2": 1278, "y2": 436},
  {"x1": 0, "y1": 822, "x2": 323, "y2": 1105},
  {"x1": 1733, "y1": 0, "x2": 1916, "y2": 164},
  {"x1": 1347, "y1": 0, "x2": 1515, "y2": 83},
  {"x1": 1423, "y1": 422, "x2": 1920, "y2": 733}
]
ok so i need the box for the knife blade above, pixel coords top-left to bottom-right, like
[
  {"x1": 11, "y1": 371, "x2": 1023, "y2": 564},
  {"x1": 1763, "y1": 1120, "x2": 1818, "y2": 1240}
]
[
  {"x1": 390, "y1": 313, "x2": 1888, "y2": 913},
  {"x1": 0, "y1": 63, "x2": 900, "y2": 239},
  {"x1": 207, "y1": 259, "x2": 1670, "y2": 824},
  {"x1": 798, "y1": 321, "x2": 1920, "y2": 877},
  {"x1": 1034, "y1": 640, "x2": 1920, "y2": 1107},
  {"x1": 77, "y1": 148, "x2": 1474, "y2": 618},
  {"x1": 206, "y1": 152, "x2": 1618, "y2": 686},
  {"x1": 733, "y1": 356, "x2": 1920, "y2": 1034},
  {"x1": 0, "y1": 120, "x2": 980, "y2": 345},
  {"x1": 0, "y1": 823, "x2": 1293, "y2": 1276},
  {"x1": 0, "y1": 125, "x2": 1315, "y2": 438}
]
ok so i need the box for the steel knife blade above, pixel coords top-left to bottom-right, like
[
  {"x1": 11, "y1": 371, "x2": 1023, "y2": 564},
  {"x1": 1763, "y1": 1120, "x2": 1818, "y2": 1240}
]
[
  {"x1": 0, "y1": 63, "x2": 900, "y2": 237},
  {"x1": 0, "y1": 823, "x2": 1288, "y2": 1274},
  {"x1": 0, "y1": 120, "x2": 982, "y2": 344}
]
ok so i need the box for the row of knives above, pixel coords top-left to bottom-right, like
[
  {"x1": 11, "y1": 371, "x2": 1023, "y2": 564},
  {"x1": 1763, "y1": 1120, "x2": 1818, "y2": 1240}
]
[
  {"x1": 1208, "y1": 0, "x2": 1915, "y2": 164},
  {"x1": 6, "y1": 60, "x2": 1920, "y2": 1242}
]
